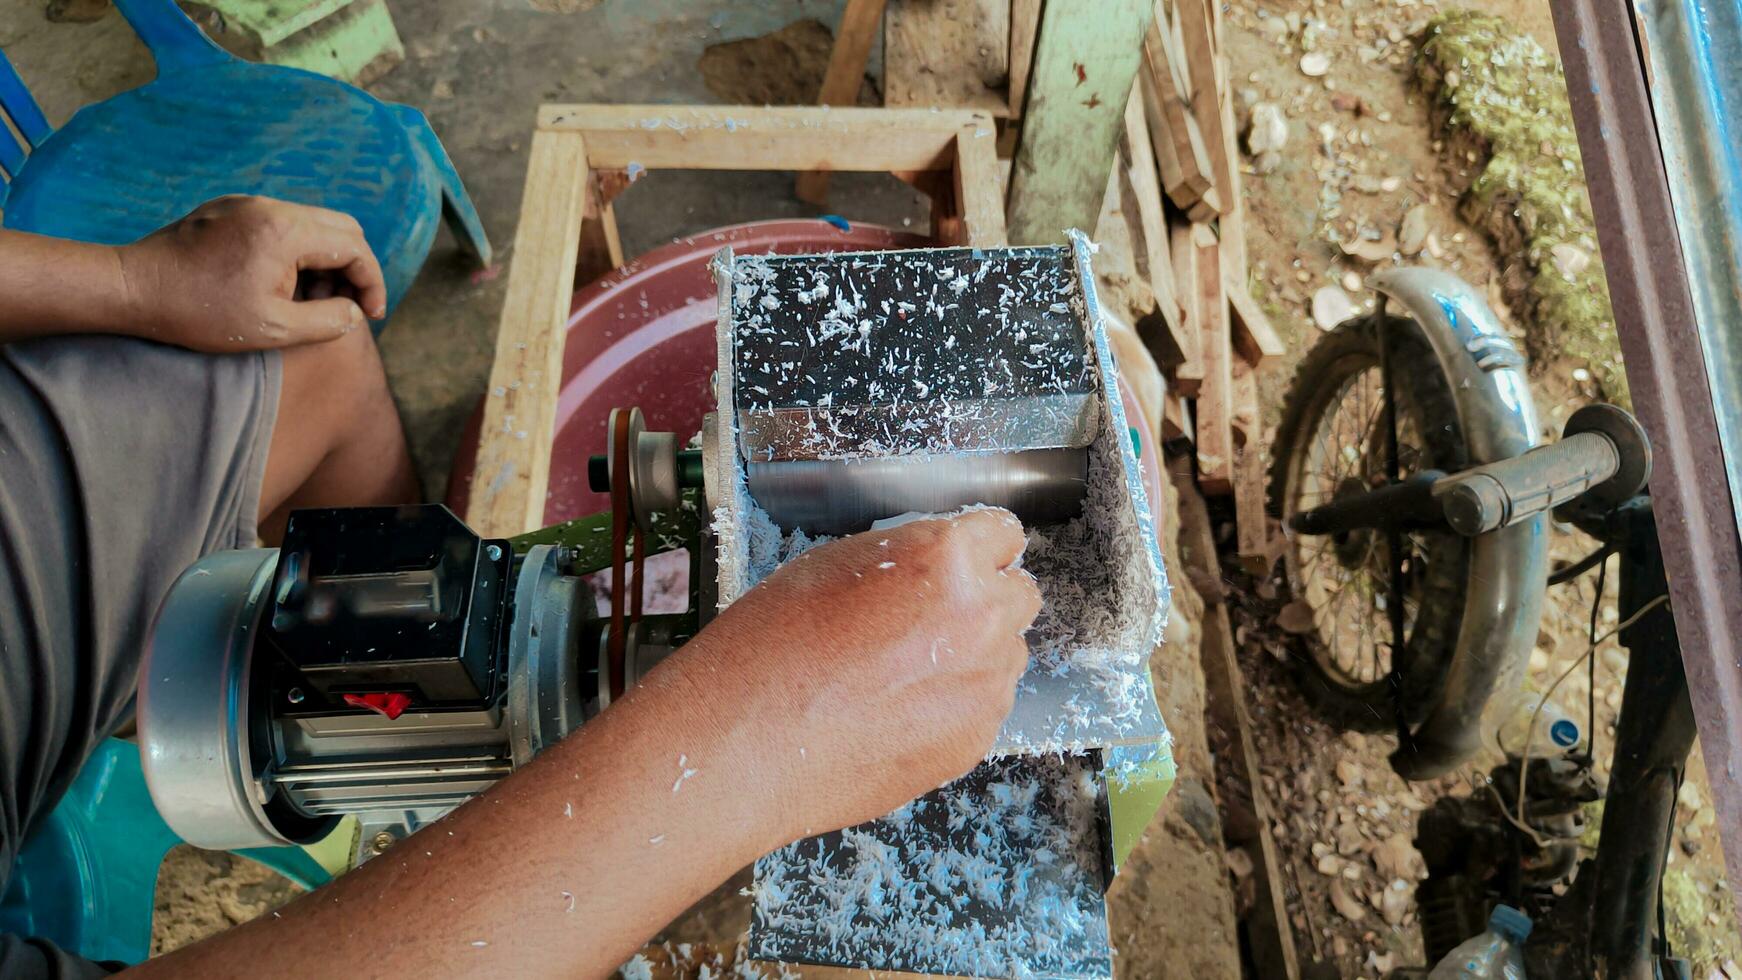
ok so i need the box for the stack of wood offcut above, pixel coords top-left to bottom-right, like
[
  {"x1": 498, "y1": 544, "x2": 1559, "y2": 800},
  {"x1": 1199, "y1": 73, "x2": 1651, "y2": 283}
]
[{"x1": 1097, "y1": 0, "x2": 1284, "y2": 566}]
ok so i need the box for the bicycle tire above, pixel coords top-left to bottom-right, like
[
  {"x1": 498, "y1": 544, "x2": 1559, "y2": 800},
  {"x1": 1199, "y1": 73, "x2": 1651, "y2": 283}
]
[{"x1": 1267, "y1": 313, "x2": 1472, "y2": 732}]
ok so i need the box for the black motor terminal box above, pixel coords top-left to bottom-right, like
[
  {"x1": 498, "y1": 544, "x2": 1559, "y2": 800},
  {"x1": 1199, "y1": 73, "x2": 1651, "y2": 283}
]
[{"x1": 263, "y1": 504, "x2": 512, "y2": 710}]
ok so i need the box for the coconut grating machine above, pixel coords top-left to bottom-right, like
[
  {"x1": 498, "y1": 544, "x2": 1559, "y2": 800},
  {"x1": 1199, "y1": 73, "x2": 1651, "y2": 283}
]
[{"x1": 139, "y1": 233, "x2": 1172, "y2": 978}]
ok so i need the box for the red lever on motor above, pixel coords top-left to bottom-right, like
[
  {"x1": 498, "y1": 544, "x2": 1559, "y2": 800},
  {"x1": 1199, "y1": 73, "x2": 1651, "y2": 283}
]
[{"x1": 342, "y1": 691, "x2": 414, "y2": 720}]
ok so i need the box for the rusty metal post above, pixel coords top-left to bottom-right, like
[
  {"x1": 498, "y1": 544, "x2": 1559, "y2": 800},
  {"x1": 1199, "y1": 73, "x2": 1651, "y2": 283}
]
[{"x1": 1551, "y1": 0, "x2": 1742, "y2": 936}]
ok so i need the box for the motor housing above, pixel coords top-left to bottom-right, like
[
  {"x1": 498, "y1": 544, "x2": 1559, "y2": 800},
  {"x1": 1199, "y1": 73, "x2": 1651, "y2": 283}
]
[{"x1": 139, "y1": 505, "x2": 602, "y2": 859}]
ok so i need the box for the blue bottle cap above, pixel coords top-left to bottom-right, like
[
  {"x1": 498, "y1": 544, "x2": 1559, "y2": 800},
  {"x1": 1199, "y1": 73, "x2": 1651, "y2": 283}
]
[
  {"x1": 1550, "y1": 718, "x2": 1580, "y2": 748},
  {"x1": 1489, "y1": 904, "x2": 1533, "y2": 943}
]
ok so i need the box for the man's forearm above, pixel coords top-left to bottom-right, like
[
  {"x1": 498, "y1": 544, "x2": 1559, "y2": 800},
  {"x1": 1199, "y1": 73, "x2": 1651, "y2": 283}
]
[
  {"x1": 127, "y1": 634, "x2": 783, "y2": 980},
  {"x1": 0, "y1": 229, "x2": 138, "y2": 343}
]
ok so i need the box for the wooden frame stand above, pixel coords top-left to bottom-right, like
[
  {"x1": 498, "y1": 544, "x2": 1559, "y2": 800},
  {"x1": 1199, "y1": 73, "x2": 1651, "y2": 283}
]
[{"x1": 465, "y1": 104, "x2": 1007, "y2": 539}]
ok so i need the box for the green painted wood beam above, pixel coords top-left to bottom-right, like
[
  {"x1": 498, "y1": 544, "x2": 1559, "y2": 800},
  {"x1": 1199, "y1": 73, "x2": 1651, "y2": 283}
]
[{"x1": 1006, "y1": 0, "x2": 1156, "y2": 245}]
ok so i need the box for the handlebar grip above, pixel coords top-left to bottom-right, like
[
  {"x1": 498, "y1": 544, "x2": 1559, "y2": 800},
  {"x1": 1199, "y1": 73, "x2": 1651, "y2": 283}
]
[{"x1": 1435, "y1": 431, "x2": 1621, "y2": 536}]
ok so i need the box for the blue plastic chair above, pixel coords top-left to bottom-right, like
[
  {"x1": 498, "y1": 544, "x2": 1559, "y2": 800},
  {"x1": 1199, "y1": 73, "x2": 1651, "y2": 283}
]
[
  {"x1": 0, "y1": 740, "x2": 333, "y2": 965},
  {"x1": 0, "y1": 0, "x2": 491, "y2": 318}
]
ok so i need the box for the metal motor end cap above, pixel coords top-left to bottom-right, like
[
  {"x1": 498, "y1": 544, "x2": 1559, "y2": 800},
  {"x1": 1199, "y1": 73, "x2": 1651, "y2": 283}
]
[{"x1": 140, "y1": 549, "x2": 311, "y2": 850}]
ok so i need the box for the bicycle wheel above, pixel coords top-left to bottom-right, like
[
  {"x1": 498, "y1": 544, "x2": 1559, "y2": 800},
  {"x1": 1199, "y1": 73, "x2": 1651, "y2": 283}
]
[{"x1": 1268, "y1": 313, "x2": 1471, "y2": 732}]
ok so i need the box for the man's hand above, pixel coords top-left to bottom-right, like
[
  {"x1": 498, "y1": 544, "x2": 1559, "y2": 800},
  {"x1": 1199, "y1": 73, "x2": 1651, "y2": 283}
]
[
  {"x1": 116, "y1": 196, "x2": 388, "y2": 352},
  {"x1": 665, "y1": 507, "x2": 1043, "y2": 846}
]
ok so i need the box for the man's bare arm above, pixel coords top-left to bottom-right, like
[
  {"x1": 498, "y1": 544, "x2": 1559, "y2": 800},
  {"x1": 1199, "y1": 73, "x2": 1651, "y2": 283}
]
[
  {"x1": 128, "y1": 509, "x2": 1040, "y2": 979},
  {"x1": 0, "y1": 196, "x2": 385, "y2": 349},
  {"x1": 0, "y1": 228, "x2": 137, "y2": 343}
]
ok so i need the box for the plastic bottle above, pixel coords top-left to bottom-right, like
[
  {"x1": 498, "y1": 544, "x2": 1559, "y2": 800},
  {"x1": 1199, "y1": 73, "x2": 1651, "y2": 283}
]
[
  {"x1": 1428, "y1": 905, "x2": 1532, "y2": 979},
  {"x1": 1487, "y1": 690, "x2": 1584, "y2": 759}
]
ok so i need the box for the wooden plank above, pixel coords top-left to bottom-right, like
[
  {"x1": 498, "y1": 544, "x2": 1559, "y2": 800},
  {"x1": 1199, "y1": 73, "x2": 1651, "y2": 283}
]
[
  {"x1": 1139, "y1": 25, "x2": 1219, "y2": 212},
  {"x1": 591, "y1": 168, "x2": 633, "y2": 204},
  {"x1": 952, "y1": 127, "x2": 1010, "y2": 245},
  {"x1": 466, "y1": 129, "x2": 590, "y2": 537},
  {"x1": 884, "y1": 0, "x2": 1011, "y2": 116},
  {"x1": 1194, "y1": 233, "x2": 1234, "y2": 494},
  {"x1": 1210, "y1": 0, "x2": 1249, "y2": 279},
  {"x1": 1174, "y1": 0, "x2": 1233, "y2": 215},
  {"x1": 1170, "y1": 457, "x2": 1302, "y2": 980},
  {"x1": 1108, "y1": 308, "x2": 1167, "y2": 440},
  {"x1": 1094, "y1": 158, "x2": 1154, "y2": 319},
  {"x1": 1227, "y1": 281, "x2": 1285, "y2": 367},
  {"x1": 1122, "y1": 85, "x2": 1185, "y2": 350},
  {"x1": 796, "y1": 0, "x2": 888, "y2": 204},
  {"x1": 1162, "y1": 390, "x2": 1191, "y2": 442},
  {"x1": 1005, "y1": 0, "x2": 1155, "y2": 244},
  {"x1": 1006, "y1": 0, "x2": 1041, "y2": 117},
  {"x1": 1232, "y1": 358, "x2": 1269, "y2": 563},
  {"x1": 1137, "y1": 66, "x2": 1188, "y2": 205},
  {"x1": 538, "y1": 105, "x2": 977, "y2": 171},
  {"x1": 932, "y1": 154, "x2": 965, "y2": 245},
  {"x1": 1165, "y1": 217, "x2": 1204, "y2": 395},
  {"x1": 575, "y1": 171, "x2": 624, "y2": 285}
]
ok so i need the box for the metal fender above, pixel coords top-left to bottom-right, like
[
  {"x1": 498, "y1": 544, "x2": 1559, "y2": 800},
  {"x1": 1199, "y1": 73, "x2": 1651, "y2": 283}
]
[{"x1": 1368, "y1": 269, "x2": 1550, "y2": 779}]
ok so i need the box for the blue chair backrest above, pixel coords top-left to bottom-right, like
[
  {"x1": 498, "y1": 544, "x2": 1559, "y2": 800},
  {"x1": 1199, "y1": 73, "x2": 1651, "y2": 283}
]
[{"x1": 0, "y1": 47, "x2": 51, "y2": 196}]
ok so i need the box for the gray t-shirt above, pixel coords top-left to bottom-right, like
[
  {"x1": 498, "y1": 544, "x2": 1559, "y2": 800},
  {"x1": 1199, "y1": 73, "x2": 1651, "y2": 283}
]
[{"x1": 0, "y1": 335, "x2": 278, "y2": 978}]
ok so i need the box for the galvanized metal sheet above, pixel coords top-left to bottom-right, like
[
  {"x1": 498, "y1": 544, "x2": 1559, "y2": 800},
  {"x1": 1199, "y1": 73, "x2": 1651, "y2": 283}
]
[{"x1": 748, "y1": 751, "x2": 1114, "y2": 979}]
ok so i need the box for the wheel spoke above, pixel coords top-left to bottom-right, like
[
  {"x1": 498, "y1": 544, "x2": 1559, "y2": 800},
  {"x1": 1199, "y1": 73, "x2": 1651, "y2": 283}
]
[{"x1": 1281, "y1": 343, "x2": 1463, "y2": 695}]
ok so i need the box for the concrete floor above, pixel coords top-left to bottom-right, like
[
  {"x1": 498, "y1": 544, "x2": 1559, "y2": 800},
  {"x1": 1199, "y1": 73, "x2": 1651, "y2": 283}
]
[{"x1": 0, "y1": 0, "x2": 931, "y2": 494}]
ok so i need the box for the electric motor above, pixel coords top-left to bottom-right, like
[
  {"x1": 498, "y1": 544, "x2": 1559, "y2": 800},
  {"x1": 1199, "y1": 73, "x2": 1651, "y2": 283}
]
[{"x1": 139, "y1": 504, "x2": 650, "y2": 859}]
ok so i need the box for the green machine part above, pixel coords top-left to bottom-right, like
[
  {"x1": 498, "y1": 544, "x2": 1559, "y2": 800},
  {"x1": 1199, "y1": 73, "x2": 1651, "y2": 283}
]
[
  {"x1": 1105, "y1": 741, "x2": 1176, "y2": 869},
  {"x1": 509, "y1": 490, "x2": 702, "y2": 573}
]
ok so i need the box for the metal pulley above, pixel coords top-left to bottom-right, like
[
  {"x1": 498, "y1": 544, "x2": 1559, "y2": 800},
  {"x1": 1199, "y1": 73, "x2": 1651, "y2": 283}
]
[{"x1": 588, "y1": 408, "x2": 705, "y2": 530}]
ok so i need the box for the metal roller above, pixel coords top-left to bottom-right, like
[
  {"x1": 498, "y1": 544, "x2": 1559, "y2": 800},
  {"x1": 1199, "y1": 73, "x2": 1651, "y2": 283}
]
[
  {"x1": 725, "y1": 247, "x2": 1103, "y2": 537},
  {"x1": 746, "y1": 448, "x2": 1088, "y2": 536}
]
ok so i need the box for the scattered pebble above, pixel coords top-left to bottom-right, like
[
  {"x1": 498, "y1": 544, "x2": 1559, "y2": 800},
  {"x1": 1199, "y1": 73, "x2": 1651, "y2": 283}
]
[
  {"x1": 1341, "y1": 233, "x2": 1398, "y2": 264},
  {"x1": 1380, "y1": 879, "x2": 1412, "y2": 925},
  {"x1": 1399, "y1": 204, "x2": 1432, "y2": 256},
  {"x1": 1329, "y1": 880, "x2": 1367, "y2": 922},
  {"x1": 1335, "y1": 759, "x2": 1363, "y2": 790},
  {"x1": 1247, "y1": 102, "x2": 1290, "y2": 155},
  {"x1": 1551, "y1": 242, "x2": 1591, "y2": 277},
  {"x1": 1373, "y1": 832, "x2": 1427, "y2": 882},
  {"x1": 1300, "y1": 52, "x2": 1332, "y2": 77},
  {"x1": 1278, "y1": 600, "x2": 1318, "y2": 633},
  {"x1": 1311, "y1": 285, "x2": 1358, "y2": 331}
]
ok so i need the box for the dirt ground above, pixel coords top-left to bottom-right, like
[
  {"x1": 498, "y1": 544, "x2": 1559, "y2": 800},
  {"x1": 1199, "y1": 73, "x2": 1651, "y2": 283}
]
[
  {"x1": 1219, "y1": 0, "x2": 1741, "y2": 974},
  {"x1": 150, "y1": 846, "x2": 302, "y2": 957}
]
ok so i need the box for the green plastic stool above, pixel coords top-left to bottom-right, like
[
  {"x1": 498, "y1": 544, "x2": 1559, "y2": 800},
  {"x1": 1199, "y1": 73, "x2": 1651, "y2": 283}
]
[{"x1": 0, "y1": 739, "x2": 335, "y2": 965}]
